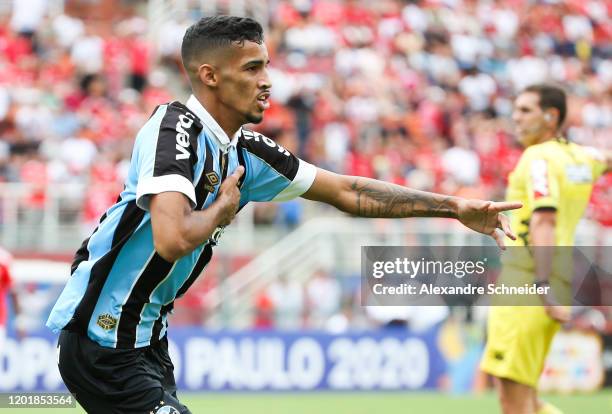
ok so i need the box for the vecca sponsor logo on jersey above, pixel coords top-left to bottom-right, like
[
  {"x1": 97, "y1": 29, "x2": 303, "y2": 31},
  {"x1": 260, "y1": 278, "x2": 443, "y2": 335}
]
[{"x1": 175, "y1": 112, "x2": 196, "y2": 160}]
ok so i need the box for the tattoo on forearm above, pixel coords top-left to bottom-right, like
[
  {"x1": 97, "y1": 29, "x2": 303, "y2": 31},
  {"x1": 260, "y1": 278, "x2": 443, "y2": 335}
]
[{"x1": 350, "y1": 179, "x2": 457, "y2": 219}]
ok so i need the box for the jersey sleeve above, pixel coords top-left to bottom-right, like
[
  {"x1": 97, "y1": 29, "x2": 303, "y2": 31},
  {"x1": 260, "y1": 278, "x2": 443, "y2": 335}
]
[
  {"x1": 522, "y1": 149, "x2": 560, "y2": 211},
  {"x1": 584, "y1": 146, "x2": 608, "y2": 180},
  {"x1": 238, "y1": 129, "x2": 316, "y2": 202},
  {"x1": 134, "y1": 102, "x2": 202, "y2": 211}
]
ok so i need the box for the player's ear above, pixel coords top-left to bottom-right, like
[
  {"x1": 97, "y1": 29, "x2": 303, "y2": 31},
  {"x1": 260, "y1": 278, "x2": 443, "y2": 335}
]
[
  {"x1": 198, "y1": 64, "x2": 218, "y2": 87},
  {"x1": 544, "y1": 109, "x2": 559, "y2": 128}
]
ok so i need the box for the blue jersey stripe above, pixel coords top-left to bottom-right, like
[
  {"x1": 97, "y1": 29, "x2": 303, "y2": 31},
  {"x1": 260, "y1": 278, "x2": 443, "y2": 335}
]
[
  {"x1": 241, "y1": 150, "x2": 292, "y2": 201},
  {"x1": 71, "y1": 200, "x2": 145, "y2": 335}
]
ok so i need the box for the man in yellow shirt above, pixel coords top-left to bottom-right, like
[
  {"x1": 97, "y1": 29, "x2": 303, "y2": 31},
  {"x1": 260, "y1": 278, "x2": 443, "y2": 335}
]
[{"x1": 480, "y1": 84, "x2": 611, "y2": 414}]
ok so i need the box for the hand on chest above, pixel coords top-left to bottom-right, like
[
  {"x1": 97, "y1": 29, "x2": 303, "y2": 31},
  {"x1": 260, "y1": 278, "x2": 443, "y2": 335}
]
[{"x1": 194, "y1": 144, "x2": 242, "y2": 209}]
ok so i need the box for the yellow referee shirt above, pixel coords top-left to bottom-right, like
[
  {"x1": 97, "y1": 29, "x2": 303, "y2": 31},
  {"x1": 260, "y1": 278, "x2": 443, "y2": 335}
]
[{"x1": 506, "y1": 138, "x2": 606, "y2": 247}]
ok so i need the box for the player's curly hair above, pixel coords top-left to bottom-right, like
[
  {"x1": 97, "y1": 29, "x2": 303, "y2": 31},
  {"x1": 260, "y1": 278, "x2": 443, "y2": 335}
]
[{"x1": 181, "y1": 16, "x2": 263, "y2": 71}]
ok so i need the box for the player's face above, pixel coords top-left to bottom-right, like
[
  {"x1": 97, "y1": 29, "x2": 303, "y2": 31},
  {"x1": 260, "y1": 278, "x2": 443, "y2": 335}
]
[
  {"x1": 216, "y1": 41, "x2": 271, "y2": 125},
  {"x1": 512, "y1": 92, "x2": 546, "y2": 147}
]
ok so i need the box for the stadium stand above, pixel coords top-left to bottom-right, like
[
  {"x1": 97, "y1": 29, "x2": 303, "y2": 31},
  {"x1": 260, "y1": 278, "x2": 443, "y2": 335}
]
[{"x1": 0, "y1": 0, "x2": 610, "y2": 232}]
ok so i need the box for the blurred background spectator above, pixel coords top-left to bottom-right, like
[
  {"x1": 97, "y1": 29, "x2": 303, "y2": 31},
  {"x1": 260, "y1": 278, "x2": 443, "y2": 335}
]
[{"x1": 0, "y1": 245, "x2": 21, "y2": 345}]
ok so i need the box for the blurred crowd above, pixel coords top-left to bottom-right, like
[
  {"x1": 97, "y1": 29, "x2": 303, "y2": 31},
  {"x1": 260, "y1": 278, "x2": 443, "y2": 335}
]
[
  {"x1": 0, "y1": 0, "x2": 611, "y2": 229},
  {"x1": 248, "y1": 269, "x2": 457, "y2": 332}
]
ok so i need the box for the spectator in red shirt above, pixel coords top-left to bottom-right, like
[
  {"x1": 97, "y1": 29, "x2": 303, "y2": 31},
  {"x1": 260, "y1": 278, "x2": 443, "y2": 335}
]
[{"x1": 0, "y1": 246, "x2": 21, "y2": 348}]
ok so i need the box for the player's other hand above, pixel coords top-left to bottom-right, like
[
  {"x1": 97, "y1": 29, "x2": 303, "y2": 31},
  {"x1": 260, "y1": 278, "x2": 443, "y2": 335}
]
[
  {"x1": 539, "y1": 290, "x2": 571, "y2": 323},
  {"x1": 544, "y1": 304, "x2": 571, "y2": 324},
  {"x1": 456, "y1": 199, "x2": 523, "y2": 250},
  {"x1": 216, "y1": 165, "x2": 244, "y2": 226}
]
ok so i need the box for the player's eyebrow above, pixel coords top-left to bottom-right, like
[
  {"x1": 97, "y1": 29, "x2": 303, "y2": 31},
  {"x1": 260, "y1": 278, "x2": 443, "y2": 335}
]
[{"x1": 241, "y1": 59, "x2": 270, "y2": 68}]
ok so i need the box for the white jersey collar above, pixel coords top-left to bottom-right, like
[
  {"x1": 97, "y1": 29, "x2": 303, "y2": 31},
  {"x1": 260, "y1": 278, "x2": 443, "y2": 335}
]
[{"x1": 185, "y1": 94, "x2": 240, "y2": 151}]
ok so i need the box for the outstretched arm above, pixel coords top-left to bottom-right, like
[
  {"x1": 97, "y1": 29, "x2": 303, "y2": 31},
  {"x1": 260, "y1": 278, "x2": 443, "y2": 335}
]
[{"x1": 301, "y1": 168, "x2": 522, "y2": 248}]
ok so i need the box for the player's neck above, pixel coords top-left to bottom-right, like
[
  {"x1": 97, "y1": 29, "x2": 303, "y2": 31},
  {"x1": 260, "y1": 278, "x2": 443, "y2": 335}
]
[
  {"x1": 193, "y1": 92, "x2": 242, "y2": 138},
  {"x1": 534, "y1": 130, "x2": 558, "y2": 145}
]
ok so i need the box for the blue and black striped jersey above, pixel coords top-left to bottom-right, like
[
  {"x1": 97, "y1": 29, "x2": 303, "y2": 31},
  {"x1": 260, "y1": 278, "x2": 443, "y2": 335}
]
[{"x1": 46, "y1": 95, "x2": 316, "y2": 348}]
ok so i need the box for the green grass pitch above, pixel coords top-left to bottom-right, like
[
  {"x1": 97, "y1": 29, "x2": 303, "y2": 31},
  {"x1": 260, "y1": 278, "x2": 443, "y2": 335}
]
[{"x1": 9, "y1": 391, "x2": 612, "y2": 413}]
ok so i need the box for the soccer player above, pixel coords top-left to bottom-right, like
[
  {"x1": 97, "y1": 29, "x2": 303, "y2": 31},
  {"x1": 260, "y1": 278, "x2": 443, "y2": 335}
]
[
  {"x1": 47, "y1": 16, "x2": 521, "y2": 414},
  {"x1": 481, "y1": 84, "x2": 611, "y2": 414}
]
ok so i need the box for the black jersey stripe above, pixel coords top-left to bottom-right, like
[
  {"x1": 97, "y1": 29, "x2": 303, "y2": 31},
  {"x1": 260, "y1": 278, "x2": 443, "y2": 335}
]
[
  {"x1": 177, "y1": 243, "x2": 213, "y2": 299},
  {"x1": 195, "y1": 140, "x2": 214, "y2": 210},
  {"x1": 152, "y1": 102, "x2": 201, "y2": 181},
  {"x1": 115, "y1": 253, "x2": 174, "y2": 348},
  {"x1": 236, "y1": 143, "x2": 247, "y2": 189},
  {"x1": 236, "y1": 146, "x2": 249, "y2": 213},
  {"x1": 71, "y1": 236, "x2": 92, "y2": 276},
  {"x1": 71, "y1": 233, "x2": 96, "y2": 276},
  {"x1": 238, "y1": 129, "x2": 299, "y2": 181},
  {"x1": 220, "y1": 149, "x2": 229, "y2": 181},
  {"x1": 151, "y1": 302, "x2": 174, "y2": 343},
  {"x1": 150, "y1": 243, "x2": 214, "y2": 342},
  {"x1": 71, "y1": 201, "x2": 145, "y2": 334},
  {"x1": 70, "y1": 211, "x2": 108, "y2": 275}
]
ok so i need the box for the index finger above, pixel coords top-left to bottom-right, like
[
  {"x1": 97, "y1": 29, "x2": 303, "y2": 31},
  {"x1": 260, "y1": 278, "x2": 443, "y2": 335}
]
[
  {"x1": 231, "y1": 165, "x2": 245, "y2": 178},
  {"x1": 490, "y1": 201, "x2": 523, "y2": 212},
  {"x1": 224, "y1": 166, "x2": 245, "y2": 184}
]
